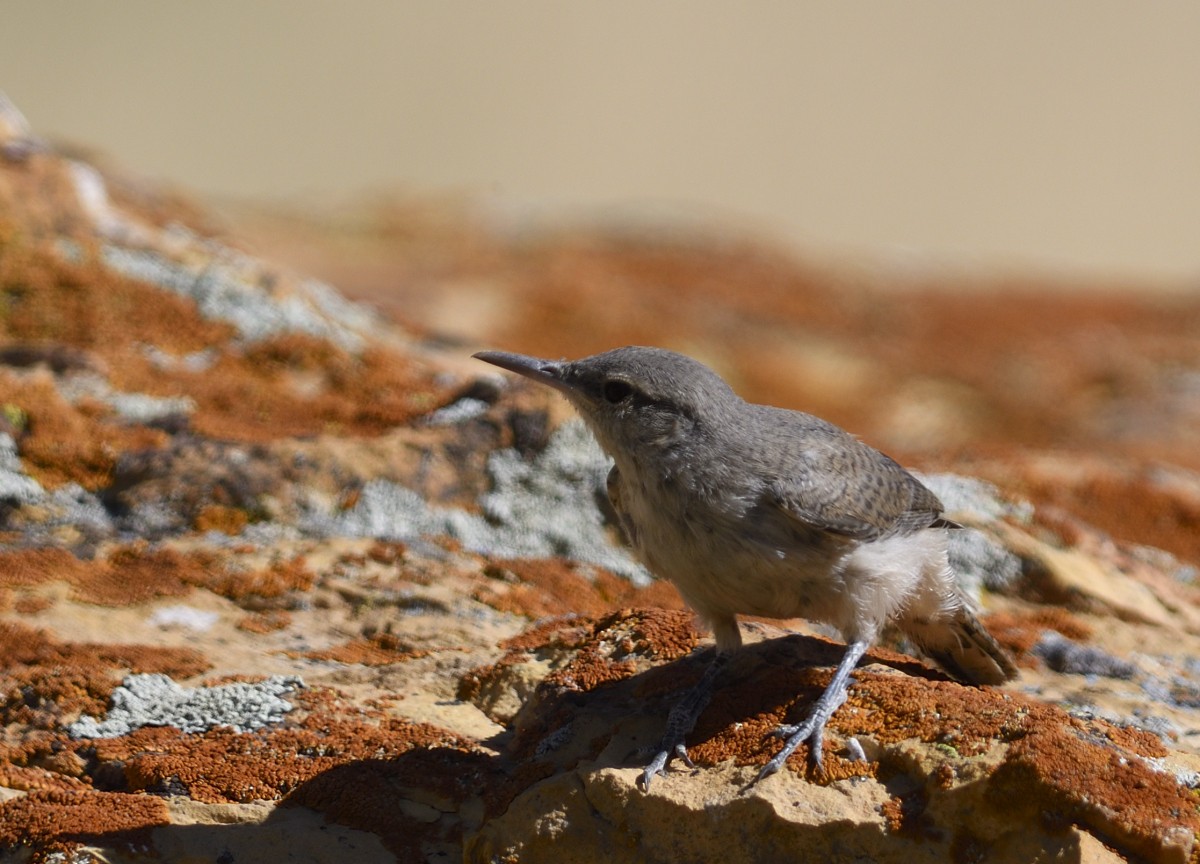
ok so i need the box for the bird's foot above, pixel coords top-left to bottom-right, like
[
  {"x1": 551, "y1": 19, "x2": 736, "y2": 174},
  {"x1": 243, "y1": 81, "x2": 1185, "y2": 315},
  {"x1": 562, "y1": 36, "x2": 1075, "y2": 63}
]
[
  {"x1": 755, "y1": 710, "x2": 831, "y2": 783},
  {"x1": 749, "y1": 639, "x2": 870, "y2": 787},
  {"x1": 636, "y1": 651, "x2": 728, "y2": 793},
  {"x1": 638, "y1": 742, "x2": 695, "y2": 791}
]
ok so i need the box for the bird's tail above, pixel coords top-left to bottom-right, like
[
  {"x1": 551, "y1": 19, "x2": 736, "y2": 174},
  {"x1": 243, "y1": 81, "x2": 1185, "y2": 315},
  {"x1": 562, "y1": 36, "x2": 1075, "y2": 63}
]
[{"x1": 902, "y1": 607, "x2": 1018, "y2": 686}]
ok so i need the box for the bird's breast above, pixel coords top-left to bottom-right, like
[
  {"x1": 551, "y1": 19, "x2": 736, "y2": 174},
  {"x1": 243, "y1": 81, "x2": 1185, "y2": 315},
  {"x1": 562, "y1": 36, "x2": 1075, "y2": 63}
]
[{"x1": 611, "y1": 459, "x2": 847, "y2": 623}]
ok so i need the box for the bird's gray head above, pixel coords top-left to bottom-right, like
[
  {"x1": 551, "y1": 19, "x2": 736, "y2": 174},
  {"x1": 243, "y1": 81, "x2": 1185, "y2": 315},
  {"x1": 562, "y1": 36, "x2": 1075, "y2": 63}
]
[{"x1": 473, "y1": 346, "x2": 740, "y2": 460}]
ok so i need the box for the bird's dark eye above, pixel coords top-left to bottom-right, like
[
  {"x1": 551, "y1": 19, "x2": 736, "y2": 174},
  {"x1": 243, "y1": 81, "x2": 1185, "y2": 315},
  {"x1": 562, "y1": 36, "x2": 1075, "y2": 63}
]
[{"x1": 603, "y1": 379, "x2": 633, "y2": 404}]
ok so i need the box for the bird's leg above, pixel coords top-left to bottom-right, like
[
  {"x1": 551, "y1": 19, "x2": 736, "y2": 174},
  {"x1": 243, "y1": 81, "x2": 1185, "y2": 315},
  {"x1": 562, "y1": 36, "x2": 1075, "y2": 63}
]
[
  {"x1": 754, "y1": 638, "x2": 869, "y2": 783},
  {"x1": 638, "y1": 650, "x2": 730, "y2": 791}
]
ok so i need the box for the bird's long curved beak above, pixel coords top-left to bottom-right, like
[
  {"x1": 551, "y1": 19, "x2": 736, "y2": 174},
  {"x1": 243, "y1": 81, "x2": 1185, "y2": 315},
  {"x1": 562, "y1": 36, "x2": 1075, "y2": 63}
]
[{"x1": 473, "y1": 350, "x2": 574, "y2": 396}]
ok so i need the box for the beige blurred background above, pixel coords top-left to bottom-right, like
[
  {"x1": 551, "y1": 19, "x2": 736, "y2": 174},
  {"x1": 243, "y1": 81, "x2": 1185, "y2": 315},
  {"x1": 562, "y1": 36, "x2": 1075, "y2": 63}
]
[{"x1": 3, "y1": 1, "x2": 1198, "y2": 283}]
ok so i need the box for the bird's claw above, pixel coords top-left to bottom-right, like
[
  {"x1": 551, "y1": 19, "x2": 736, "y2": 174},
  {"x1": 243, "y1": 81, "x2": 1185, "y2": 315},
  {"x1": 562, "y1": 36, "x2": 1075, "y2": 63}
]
[
  {"x1": 754, "y1": 716, "x2": 825, "y2": 785},
  {"x1": 752, "y1": 670, "x2": 856, "y2": 785},
  {"x1": 638, "y1": 743, "x2": 693, "y2": 791},
  {"x1": 638, "y1": 754, "x2": 667, "y2": 792}
]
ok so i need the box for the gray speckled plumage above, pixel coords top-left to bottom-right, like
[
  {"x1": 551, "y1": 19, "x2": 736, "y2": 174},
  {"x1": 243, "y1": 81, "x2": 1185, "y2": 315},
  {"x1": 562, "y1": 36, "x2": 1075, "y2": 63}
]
[{"x1": 475, "y1": 345, "x2": 1016, "y2": 787}]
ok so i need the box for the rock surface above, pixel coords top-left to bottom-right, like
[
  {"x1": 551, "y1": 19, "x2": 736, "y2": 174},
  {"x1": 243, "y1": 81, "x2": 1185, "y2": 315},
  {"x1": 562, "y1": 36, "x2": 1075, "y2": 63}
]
[{"x1": 3, "y1": 98, "x2": 1200, "y2": 863}]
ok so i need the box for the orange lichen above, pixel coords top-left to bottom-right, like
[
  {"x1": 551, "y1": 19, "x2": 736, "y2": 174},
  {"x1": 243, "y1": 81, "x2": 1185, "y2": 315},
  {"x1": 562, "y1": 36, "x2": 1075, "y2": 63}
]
[
  {"x1": 0, "y1": 621, "x2": 208, "y2": 727},
  {"x1": 458, "y1": 608, "x2": 701, "y2": 740},
  {"x1": 1015, "y1": 467, "x2": 1200, "y2": 568},
  {"x1": 989, "y1": 720, "x2": 1200, "y2": 863},
  {"x1": 276, "y1": 696, "x2": 497, "y2": 862},
  {"x1": 880, "y1": 787, "x2": 937, "y2": 840},
  {"x1": 83, "y1": 693, "x2": 483, "y2": 819},
  {"x1": 840, "y1": 674, "x2": 1031, "y2": 756},
  {"x1": 498, "y1": 615, "x2": 598, "y2": 653},
  {"x1": 0, "y1": 239, "x2": 232, "y2": 367},
  {"x1": 236, "y1": 610, "x2": 293, "y2": 633},
  {"x1": 294, "y1": 633, "x2": 431, "y2": 666},
  {"x1": 0, "y1": 763, "x2": 91, "y2": 794},
  {"x1": 457, "y1": 614, "x2": 596, "y2": 707},
  {"x1": 473, "y1": 557, "x2": 685, "y2": 619},
  {"x1": 0, "y1": 546, "x2": 201, "y2": 606},
  {"x1": 366, "y1": 540, "x2": 407, "y2": 565},
  {"x1": 12, "y1": 593, "x2": 54, "y2": 614},
  {"x1": 0, "y1": 153, "x2": 233, "y2": 349},
  {"x1": 171, "y1": 337, "x2": 448, "y2": 442},
  {"x1": 204, "y1": 556, "x2": 315, "y2": 601},
  {"x1": 464, "y1": 609, "x2": 705, "y2": 762},
  {"x1": 1089, "y1": 718, "x2": 1169, "y2": 759},
  {"x1": 981, "y1": 608, "x2": 1095, "y2": 663},
  {"x1": 517, "y1": 608, "x2": 701, "y2": 695},
  {"x1": 0, "y1": 548, "x2": 91, "y2": 589},
  {"x1": 0, "y1": 546, "x2": 315, "y2": 607},
  {"x1": 86, "y1": 546, "x2": 211, "y2": 606},
  {"x1": 193, "y1": 503, "x2": 250, "y2": 534},
  {"x1": 1, "y1": 158, "x2": 449, "y2": 453},
  {"x1": 0, "y1": 370, "x2": 167, "y2": 490},
  {"x1": 0, "y1": 789, "x2": 169, "y2": 853}
]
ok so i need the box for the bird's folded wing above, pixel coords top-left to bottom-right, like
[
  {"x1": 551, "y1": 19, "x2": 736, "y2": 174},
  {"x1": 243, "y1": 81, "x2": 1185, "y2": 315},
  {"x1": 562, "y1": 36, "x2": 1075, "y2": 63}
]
[{"x1": 765, "y1": 435, "x2": 946, "y2": 541}]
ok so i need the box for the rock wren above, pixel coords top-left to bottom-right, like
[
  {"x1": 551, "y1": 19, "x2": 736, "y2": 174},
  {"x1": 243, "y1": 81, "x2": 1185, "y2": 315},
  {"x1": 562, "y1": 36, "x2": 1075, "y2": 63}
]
[{"x1": 474, "y1": 346, "x2": 1017, "y2": 789}]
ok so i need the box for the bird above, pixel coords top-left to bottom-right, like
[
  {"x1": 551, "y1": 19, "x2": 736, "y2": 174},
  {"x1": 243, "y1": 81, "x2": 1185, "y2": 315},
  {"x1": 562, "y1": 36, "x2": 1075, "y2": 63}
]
[{"x1": 473, "y1": 345, "x2": 1017, "y2": 790}]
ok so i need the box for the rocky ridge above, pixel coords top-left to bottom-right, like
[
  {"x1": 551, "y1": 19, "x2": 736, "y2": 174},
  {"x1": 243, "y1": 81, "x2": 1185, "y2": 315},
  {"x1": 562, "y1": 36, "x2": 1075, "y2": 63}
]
[{"x1": 1, "y1": 97, "x2": 1200, "y2": 862}]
